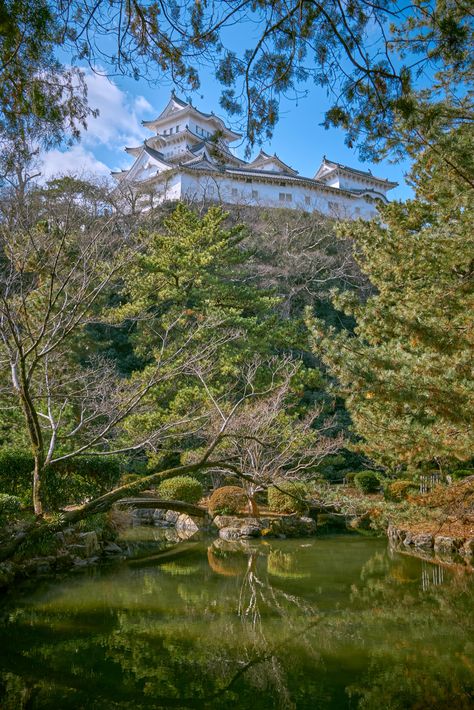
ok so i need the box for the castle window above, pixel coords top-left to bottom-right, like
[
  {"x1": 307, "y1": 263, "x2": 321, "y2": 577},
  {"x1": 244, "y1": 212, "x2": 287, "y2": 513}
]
[
  {"x1": 169, "y1": 127, "x2": 173, "y2": 134},
  {"x1": 252, "y1": 190, "x2": 258, "y2": 199},
  {"x1": 232, "y1": 187, "x2": 238, "y2": 196},
  {"x1": 279, "y1": 193, "x2": 285, "y2": 201},
  {"x1": 176, "y1": 125, "x2": 180, "y2": 132},
  {"x1": 246, "y1": 178, "x2": 252, "y2": 183},
  {"x1": 355, "y1": 207, "x2": 361, "y2": 214},
  {"x1": 305, "y1": 196, "x2": 311, "y2": 205},
  {"x1": 280, "y1": 181, "x2": 286, "y2": 187},
  {"x1": 285, "y1": 193, "x2": 292, "y2": 202}
]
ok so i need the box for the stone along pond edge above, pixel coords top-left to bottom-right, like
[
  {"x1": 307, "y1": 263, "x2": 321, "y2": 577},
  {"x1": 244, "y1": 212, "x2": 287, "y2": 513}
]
[{"x1": 1, "y1": 508, "x2": 473, "y2": 591}]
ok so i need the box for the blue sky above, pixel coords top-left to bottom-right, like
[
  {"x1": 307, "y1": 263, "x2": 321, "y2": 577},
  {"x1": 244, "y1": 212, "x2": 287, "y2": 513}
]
[{"x1": 41, "y1": 65, "x2": 412, "y2": 201}]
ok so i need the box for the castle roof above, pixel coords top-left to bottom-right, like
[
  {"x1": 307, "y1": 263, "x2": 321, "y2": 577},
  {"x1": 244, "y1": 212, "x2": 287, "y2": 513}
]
[
  {"x1": 142, "y1": 91, "x2": 242, "y2": 142},
  {"x1": 314, "y1": 157, "x2": 398, "y2": 187}
]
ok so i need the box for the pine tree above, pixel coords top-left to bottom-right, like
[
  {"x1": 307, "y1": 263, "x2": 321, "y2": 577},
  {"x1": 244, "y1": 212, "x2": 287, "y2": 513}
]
[{"x1": 309, "y1": 128, "x2": 474, "y2": 472}]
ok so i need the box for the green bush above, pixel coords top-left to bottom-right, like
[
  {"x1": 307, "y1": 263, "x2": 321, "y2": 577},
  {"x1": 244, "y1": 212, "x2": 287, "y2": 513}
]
[
  {"x1": 384, "y1": 479, "x2": 417, "y2": 501},
  {"x1": 0, "y1": 450, "x2": 34, "y2": 503},
  {"x1": 208, "y1": 486, "x2": 248, "y2": 515},
  {"x1": 43, "y1": 457, "x2": 122, "y2": 509},
  {"x1": 0, "y1": 449, "x2": 122, "y2": 509},
  {"x1": 354, "y1": 471, "x2": 381, "y2": 494},
  {"x1": 158, "y1": 475, "x2": 203, "y2": 504},
  {"x1": 268, "y1": 482, "x2": 308, "y2": 514},
  {"x1": 343, "y1": 472, "x2": 358, "y2": 486},
  {"x1": 0, "y1": 493, "x2": 22, "y2": 522}
]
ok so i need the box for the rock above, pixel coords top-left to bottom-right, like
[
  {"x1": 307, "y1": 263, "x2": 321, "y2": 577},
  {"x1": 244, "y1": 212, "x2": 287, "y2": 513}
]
[
  {"x1": 66, "y1": 543, "x2": 89, "y2": 557},
  {"x1": 434, "y1": 536, "x2": 461, "y2": 554},
  {"x1": 219, "y1": 525, "x2": 261, "y2": 540},
  {"x1": 411, "y1": 533, "x2": 434, "y2": 550},
  {"x1": 132, "y1": 509, "x2": 155, "y2": 525},
  {"x1": 73, "y1": 558, "x2": 90, "y2": 567},
  {"x1": 102, "y1": 542, "x2": 123, "y2": 555},
  {"x1": 22, "y1": 557, "x2": 55, "y2": 575},
  {"x1": 461, "y1": 539, "x2": 474, "y2": 558},
  {"x1": 175, "y1": 514, "x2": 200, "y2": 533},
  {"x1": 164, "y1": 510, "x2": 180, "y2": 524},
  {"x1": 78, "y1": 531, "x2": 99, "y2": 555}
]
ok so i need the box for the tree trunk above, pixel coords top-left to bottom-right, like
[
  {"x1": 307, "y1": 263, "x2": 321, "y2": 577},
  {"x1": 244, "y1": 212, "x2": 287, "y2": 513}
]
[
  {"x1": 32, "y1": 455, "x2": 44, "y2": 516},
  {"x1": 247, "y1": 495, "x2": 260, "y2": 516}
]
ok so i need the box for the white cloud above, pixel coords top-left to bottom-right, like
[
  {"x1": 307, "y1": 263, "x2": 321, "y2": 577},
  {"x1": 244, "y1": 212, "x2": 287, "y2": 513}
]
[
  {"x1": 39, "y1": 69, "x2": 156, "y2": 182},
  {"x1": 134, "y1": 95, "x2": 153, "y2": 113},
  {"x1": 80, "y1": 71, "x2": 149, "y2": 148},
  {"x1": 40, "y1": 144, "x2": 112, "y2": 181}
]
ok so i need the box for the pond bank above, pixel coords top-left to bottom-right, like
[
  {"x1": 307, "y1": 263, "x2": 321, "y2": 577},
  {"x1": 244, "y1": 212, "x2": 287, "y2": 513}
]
[{"x1": 1, "y1": 504, "x2": 473, "y2": 592}]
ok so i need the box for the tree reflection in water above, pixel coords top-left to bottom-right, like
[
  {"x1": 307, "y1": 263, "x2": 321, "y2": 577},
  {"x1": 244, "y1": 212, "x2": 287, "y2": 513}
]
[{"x1": 0, "y1": 536, "x2": 472, "y2": 709}]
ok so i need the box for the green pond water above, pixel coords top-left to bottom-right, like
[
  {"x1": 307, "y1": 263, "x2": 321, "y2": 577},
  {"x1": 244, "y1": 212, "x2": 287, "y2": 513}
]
[{"x1": 0, "y1": 531, "x2": 473, "y2": 709}]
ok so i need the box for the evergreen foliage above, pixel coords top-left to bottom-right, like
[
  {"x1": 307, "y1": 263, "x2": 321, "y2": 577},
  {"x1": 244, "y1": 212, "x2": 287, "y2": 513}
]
[
  {"x1": 309, "y1": 128, "x2": 474, "y2": 471},
  {"x1": 354, "y1": 471, "x2": 381, "y2": 494},
  {"x1": 267, "y1": 482, "x2": 309, "y2": 514},
  {"x1": 157, "y1": 476, "x2": 203, "y2": 504}
]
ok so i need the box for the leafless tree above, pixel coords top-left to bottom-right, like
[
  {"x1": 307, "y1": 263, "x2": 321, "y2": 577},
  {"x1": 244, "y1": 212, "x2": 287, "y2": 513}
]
[{"x1": 193, "y1": 357, "x2": 344, "y2": 513}]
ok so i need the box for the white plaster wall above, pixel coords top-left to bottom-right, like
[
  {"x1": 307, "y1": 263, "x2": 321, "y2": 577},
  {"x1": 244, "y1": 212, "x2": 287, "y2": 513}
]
[
  {"x1": 179, "y1": 173, "x2": 379, "y2": 220},
  {"x1": 337, "y1": 173, "x2": 390, "y2": 196}
]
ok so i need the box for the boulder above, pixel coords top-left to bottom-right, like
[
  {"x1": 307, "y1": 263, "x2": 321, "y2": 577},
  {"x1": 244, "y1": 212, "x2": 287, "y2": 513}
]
[
  {"x1": 102, "y1": 542, "x2": 123, "y2": 556},
  {"x1": 164, "y1": 510, "x2": 180, "y2": 525},
  {"x1": 462, "y1": 539, "x2": 474, "y2": 558},
  {"x1": 219, "y1": 525, "x2": 261, "y2": 540},
  {"x1": 78, "y1": 531, "x2": 99, "y2": 556},
  {"x1": 433, "y1": 536, "x2": 462, "y2": 554},
  {"x1": 411, "y1": 533, "x2": 434, "y2": 550}
]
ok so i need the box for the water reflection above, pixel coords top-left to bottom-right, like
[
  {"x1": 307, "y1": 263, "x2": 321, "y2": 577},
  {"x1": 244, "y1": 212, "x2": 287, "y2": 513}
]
[{"x1": 0, "y1": 536, "x2": 472, "y2": 709}]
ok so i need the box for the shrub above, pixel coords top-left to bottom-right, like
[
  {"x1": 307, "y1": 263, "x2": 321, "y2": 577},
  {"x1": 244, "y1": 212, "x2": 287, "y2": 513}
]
[
  {"x1": 354, "y1": 471, "x2": 381, "y2": 494},
  {"x1": 384, "y1": 479, "x2": 417, "y2": 501},
  {"x1": 0, "y1": 450, "x2": 34, "y2": 503},
  {"x1": 343, "y1": 472, "x2": 358, "y2": 486},
  {"x1": 268, "y1": 482, "x2": 308, "y2": 514},
  {"x1": 208, "y1": 486, "x2": 248, "y2": 515},
  {"x1": 43, "y1": 457, "x2": 122, "y2": 509},
  {"x1": 0, "y1": 449, "x2": 122, "y2": 508},
  {"x1": 450, "y1": 469, "x2": 474, "y2": 481},
  {"x1": 157, "y1": 475, "x2": 203, "y2": 504},
  {"x1": 0, "y1": 493, "x2": 22, "y2": 522}
]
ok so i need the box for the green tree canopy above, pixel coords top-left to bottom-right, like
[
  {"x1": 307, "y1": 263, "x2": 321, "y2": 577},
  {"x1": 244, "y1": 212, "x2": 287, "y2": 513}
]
[{"x1": 309, "y1": 128, "x2": 474, "y2": 471}]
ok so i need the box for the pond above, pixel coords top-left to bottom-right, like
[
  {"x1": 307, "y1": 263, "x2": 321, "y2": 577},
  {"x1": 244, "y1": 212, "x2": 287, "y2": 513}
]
[{"x1": 0, "y1": 533, "x2": 473, "y2": 709}]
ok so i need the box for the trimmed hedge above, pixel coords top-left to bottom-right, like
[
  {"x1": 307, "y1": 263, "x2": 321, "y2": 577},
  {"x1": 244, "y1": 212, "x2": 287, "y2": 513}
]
[
  {"x1": 267, "y1": 482, "x2": 308, "y2": 514},
  {"x1": 157, "y1": 475, "x2": 203, "y2": 504},
  {"x1": 354, "y1": 470, "x2": 381, "y2": 494},
  {"x1": 208, "y1": 486, "x2": 247, "y2": 515}
]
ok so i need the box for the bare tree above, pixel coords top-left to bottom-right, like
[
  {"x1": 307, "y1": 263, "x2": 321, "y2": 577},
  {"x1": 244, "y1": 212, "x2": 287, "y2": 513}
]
[{"x1": 194, "y1": 357, "x2": 344, "y2": 513}]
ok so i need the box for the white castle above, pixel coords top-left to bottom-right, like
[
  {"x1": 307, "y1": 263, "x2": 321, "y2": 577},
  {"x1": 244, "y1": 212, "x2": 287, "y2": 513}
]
[{"x1": 113, "y1": 92, "x2": 397, "y2": 218}]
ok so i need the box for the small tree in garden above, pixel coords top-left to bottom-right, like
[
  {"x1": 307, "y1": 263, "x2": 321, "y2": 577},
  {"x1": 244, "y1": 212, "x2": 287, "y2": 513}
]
[{"x1": 201, "y1": 359, "x2": 343, "y2": 514}]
